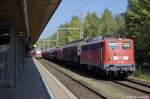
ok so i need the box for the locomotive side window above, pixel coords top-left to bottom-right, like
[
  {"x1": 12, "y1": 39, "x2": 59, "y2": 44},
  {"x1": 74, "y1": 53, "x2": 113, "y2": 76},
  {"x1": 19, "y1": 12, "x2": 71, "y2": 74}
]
[
  {"x1": 82, "y1": 45, "x2": 89, "y2": 51},
  {"x1": 91, "y1": 43, "x2": 99, "y2": 50},
  {"x1": 109, "y1": 43, "x2": 118, "y2": 50},
  {"x1": 122, "y1": 42, "x2": 131, "y2": 49},
  {"x1": 82, "y1": 43, "x2": 100, "y2": 51},
  {"x1": 82, "y1": 46, "x2": 86, "y2": 51}
]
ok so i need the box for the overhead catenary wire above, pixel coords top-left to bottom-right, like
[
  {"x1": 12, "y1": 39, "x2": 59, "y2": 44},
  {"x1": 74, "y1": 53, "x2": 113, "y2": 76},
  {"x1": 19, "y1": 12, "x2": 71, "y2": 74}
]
[
  {"x1": 42, "y1": 0, "x2": 91, "y2": 40},
  {"x1": 39, "y1": 0, "x2": 121, "y2": 48}
]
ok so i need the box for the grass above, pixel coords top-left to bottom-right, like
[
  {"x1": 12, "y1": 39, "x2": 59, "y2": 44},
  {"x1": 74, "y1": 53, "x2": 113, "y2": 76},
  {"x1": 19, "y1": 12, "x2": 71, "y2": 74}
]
[{"x1": 131, "y1": 66, "x2": 150, "y2": 81}]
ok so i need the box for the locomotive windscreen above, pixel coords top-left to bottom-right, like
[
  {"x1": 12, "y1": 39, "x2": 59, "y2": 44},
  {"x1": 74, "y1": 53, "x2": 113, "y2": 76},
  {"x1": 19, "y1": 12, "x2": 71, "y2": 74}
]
[
  {"x1": 122, "y1": 42, "x2": 131, "y2": 49},
  {"x1": 109, "y1": 43, "x2": 118, "y2": 50}
]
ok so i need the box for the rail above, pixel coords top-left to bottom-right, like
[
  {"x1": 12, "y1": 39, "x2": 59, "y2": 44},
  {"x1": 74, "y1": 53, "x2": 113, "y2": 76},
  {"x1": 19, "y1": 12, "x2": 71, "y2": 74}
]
[
  {"x1": 41, "y1": 59, "x2": 115, "y2": 99},
  {"x1": 113, "y1": 80, "x2": 150, "y2": 95}
]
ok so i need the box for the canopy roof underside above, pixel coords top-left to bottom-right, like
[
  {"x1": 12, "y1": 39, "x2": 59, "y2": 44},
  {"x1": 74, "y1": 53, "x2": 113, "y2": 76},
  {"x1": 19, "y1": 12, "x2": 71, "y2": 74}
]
[{"x1": 0, "y1": 0, "x2": 61, "y2": 44}]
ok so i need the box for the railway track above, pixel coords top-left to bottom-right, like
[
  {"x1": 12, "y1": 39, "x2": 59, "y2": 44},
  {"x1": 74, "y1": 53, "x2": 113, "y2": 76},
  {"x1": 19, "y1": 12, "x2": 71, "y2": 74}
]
[
  {"x1": 113, "y1": 80, "x2": 150, "y2": 95},
  {"x1": 111, "y1": 76, "x2": 150, "y2": 95},
  {"x1": 126, "y1": 78, "x2": 150, "y2": 88},
  {"x1": 40, "y1": 59, "x2": 114, "y2": 99},
  {"x1": 40, "y1": 59, "x2": 150, "y2": 99}
]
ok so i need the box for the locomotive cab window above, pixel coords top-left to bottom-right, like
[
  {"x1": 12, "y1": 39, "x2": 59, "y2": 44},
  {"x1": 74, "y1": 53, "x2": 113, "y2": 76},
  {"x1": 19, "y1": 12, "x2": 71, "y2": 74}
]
[
  {"x1": 109, "y1": 43, "x2": 118, "y2": 50},
  {"x1": 122, "y1": 42, "x2": 131, "y2": 49}
]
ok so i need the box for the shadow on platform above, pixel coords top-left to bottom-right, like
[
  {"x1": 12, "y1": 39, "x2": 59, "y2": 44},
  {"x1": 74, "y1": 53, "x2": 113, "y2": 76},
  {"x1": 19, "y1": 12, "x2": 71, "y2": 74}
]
[{"x1": 0, "y1": 58, "x2": 50, "y2": 99}]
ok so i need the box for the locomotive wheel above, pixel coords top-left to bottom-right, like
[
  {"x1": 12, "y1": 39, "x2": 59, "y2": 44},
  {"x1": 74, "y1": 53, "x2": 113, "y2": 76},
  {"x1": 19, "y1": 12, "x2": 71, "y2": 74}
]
[
  {"x1": 100, "y1": 70, "x2": 107, "y2": 80},
  {"x1": 116, "y1": 71, "x2": 127, "y2": 80},
  {"x1": 94, "y1": 68, "x2": 107, "y2": 80},
  {"x1": 94, "y1": 67, "x2": 99, "y2": 77},
  {"x1": 79, "y1": 64, "x2": 86, "y2": 73}
]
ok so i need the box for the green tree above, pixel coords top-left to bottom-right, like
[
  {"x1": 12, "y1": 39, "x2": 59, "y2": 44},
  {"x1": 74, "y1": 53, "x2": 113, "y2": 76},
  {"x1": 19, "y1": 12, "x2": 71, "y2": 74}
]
[
  {"x1": 126, "y1": 0, "x2": 150, "y2": 65},
  {"x1": 115, "y1": 13, "x2": 126, "y2": 35},
  {"x1": 83, "y1": 12, "x2": 100, "y2": 38},
  {"x1": 67, "y1": 16, "x2": 80, "y2": 41},
  {"x1": 100, "y1": 9, "x2": 118, "y2": 35}
]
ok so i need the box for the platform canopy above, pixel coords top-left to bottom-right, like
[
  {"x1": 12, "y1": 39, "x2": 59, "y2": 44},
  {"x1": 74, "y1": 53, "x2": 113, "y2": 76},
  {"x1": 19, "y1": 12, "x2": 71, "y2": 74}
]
[{"x1": 0, "y1": 0, "x2": 61, "y2": 44}]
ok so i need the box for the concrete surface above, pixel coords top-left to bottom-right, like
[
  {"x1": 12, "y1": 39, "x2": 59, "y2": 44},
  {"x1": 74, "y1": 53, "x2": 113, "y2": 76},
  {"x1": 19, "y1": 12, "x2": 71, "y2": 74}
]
[
  {"x1": 0, "y1": 58, "x2": 50, "y2": 99},
  {"x1": 34, "y1": 58, "x2": 78, "y2": 99}
]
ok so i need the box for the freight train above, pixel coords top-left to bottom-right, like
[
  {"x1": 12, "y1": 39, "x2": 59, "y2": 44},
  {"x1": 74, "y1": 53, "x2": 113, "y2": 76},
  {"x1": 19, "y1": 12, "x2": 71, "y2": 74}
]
[{"x1": 42, "y1": 36, "x2": 135, "y2": 78}]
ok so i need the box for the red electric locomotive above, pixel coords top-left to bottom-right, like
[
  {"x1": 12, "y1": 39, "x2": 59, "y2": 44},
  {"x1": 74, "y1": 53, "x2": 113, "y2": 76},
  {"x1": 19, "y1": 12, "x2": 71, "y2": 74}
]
[
  {"x1": 80, "y1": 36, "x2": 135, "y2": 77},
  {"x1": 42, "y1": 36, "x2": 135, "y2": 78}
]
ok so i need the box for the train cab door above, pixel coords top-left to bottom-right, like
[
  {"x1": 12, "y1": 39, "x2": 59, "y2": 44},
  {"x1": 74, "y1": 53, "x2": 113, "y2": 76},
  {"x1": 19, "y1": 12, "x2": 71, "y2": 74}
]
[{"x1": 99, "y1": 42, "x2": 103, "y2": 65}]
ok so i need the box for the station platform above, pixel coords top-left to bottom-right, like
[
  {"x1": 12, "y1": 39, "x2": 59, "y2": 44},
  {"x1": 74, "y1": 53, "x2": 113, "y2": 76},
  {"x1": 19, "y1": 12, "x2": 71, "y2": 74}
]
[
  {"x1": 0, "y1": 58, "x2": 50, "y2": 99},
  {"x1": 0, "y1": 58, "x2": 77, "y2": 99}
]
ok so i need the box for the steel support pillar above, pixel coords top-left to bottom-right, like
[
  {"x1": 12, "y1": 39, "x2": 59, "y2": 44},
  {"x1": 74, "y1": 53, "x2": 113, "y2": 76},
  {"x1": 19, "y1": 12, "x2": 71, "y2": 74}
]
[
  {"x1": 19, "y1": 38, "x2": 24, "y2": 73},
  {"x1": 1, "y1": 52, "x2": 5, "y2": 81},
  {"x1": 9, "y1": 22, "x2": 16, "y2": 88},
  {"x1": 22, "y1": 41, "x2": 25, "y2": 71},
  {"x1": 2, "y1": 52, "x2": 7, "y2": 80},
  {"x1": 15, "y1": 33, "x2": 19, "y2": 78}
]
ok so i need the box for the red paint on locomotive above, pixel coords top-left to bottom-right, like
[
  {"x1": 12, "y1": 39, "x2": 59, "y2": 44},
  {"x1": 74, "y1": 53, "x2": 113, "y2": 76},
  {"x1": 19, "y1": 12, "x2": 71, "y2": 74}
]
[{"x1": 80, "y1": 37, "x2": 135, "y2": 72}]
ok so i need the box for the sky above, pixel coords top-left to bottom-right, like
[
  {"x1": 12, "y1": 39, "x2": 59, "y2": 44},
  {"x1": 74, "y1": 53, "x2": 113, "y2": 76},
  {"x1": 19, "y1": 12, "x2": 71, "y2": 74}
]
[{"x1": 40, "y1": 0, "x2": 128, "y2": 39}]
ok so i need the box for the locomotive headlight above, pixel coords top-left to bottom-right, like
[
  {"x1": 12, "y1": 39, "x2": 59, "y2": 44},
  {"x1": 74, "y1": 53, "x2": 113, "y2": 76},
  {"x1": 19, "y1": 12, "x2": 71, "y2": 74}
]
[
  {"x1": 110, "y1": 56, "x2": 118, "y2": 60},
  {"x1": 123, "y1": 56, "x2": 128, "y2": 60},
  {"x1": 113, "y1": 56, "x2": 118, "y2": 60}
]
